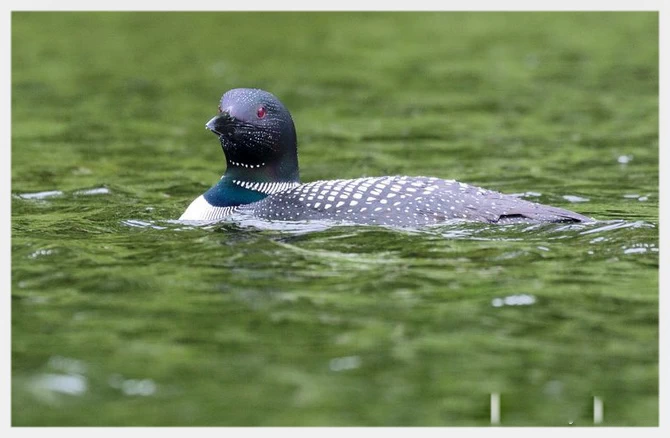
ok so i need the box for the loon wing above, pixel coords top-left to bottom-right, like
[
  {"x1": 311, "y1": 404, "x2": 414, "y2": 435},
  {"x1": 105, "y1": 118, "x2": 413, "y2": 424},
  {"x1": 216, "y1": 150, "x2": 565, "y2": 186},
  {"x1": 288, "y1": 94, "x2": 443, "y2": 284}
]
[{"x1": 429, "y1": 186, "x2": 592, "y2": 224}]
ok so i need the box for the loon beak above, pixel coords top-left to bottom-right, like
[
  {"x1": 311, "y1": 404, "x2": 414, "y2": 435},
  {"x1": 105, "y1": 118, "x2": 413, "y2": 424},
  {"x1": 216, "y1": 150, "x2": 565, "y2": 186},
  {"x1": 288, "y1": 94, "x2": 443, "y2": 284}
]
[{"x1": 205, "y1": 113, "x2": 234, "y2": 137}]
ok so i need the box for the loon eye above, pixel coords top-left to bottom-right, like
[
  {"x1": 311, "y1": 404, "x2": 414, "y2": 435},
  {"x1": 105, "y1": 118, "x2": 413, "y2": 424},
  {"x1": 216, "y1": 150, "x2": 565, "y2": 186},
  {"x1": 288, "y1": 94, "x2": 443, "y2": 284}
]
[{"x1": 257, "y1": 106, "x2": 266, "y2": 119}]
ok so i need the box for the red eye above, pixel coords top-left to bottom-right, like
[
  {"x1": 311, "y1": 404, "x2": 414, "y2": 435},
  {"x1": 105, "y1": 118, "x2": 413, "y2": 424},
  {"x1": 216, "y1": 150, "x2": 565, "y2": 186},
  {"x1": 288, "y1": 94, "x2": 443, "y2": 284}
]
[{"x1": 257, "y1": 106, "x2": 266, "y2": 119}]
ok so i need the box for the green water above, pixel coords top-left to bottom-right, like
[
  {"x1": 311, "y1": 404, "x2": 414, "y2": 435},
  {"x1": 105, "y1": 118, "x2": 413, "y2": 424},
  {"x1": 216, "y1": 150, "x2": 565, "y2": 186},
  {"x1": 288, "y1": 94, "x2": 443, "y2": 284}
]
[{"x1": 11, "y1": 12, "x2": 658, "y2": 426}]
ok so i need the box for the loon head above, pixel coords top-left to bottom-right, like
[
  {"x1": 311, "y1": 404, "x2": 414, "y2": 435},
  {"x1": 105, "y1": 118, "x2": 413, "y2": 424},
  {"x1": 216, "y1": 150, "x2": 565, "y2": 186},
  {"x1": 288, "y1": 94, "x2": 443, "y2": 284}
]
[{"x1": 206, "y1": 88, "x2": 299, "y2": 182}]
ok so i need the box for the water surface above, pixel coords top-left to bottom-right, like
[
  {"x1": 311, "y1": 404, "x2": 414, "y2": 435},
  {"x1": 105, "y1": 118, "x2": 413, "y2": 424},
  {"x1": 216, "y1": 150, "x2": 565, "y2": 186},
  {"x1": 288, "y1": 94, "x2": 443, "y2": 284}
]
[{"x1": 12, "y1": 12, "x2": 658, "y2": 426}]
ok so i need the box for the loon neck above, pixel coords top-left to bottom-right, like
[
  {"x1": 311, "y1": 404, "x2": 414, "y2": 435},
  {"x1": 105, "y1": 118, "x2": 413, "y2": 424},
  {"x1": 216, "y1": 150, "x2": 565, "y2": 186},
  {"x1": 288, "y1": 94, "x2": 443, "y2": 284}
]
[
  {"x1": 203, "y1": 167, "x2": 300, "y2": 208},
  {"x1": 219, "y1": 132, "x2": 300, "y2": 183},
  {"x1": 223, "y1": 159, "x2": 299, "y2": 181}
]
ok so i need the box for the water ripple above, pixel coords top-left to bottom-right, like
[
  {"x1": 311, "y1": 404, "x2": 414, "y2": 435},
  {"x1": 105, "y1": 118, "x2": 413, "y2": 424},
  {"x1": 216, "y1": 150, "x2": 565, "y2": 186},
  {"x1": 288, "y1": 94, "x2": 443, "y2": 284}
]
[
  {"x1": 563, "y1": 195, "x2": 590, "y2": 203},
  {"x1": 74, "y1": 187, "x2": 111, "y2": 196},
  {"x1": 122, "y1": 219, "x2": 167, "y2": 230},
  {"x1": 17, "y1": 190, "x2": 63, "y2": 200},
  {"x1": 579, "y1": 220, "x2": 654, "y2": 235},
  {"x1": 31, "y1": 373, "x2": 87, "y2": 396},
  {"x1": 491, "y1": 294, "x2": 537, "y2": 307}
]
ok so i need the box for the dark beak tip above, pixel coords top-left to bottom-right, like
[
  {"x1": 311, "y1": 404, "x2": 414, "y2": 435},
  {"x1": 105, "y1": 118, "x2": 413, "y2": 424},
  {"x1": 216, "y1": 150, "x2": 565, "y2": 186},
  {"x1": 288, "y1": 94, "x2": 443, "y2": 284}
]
[{"x1": 205, "y1": 114, "x2": 226, "y2": 136}]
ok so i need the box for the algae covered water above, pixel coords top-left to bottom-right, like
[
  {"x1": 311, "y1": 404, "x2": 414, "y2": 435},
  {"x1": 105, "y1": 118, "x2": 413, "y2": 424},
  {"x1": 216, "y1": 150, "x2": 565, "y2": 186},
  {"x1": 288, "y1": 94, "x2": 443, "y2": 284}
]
[{"x1": 11, "y1": 12, "x2": 658, "y2": 426}]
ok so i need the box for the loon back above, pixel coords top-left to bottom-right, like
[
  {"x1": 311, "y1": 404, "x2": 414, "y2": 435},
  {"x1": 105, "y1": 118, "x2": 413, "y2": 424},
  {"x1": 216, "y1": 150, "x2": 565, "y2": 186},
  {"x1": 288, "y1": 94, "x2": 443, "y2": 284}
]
[
  {"x1": 241, "y1": 176, "x2": 590, "y2": 226},
  {"x1": 179, "y1": 88, "x2": 593, "y2": 226}
]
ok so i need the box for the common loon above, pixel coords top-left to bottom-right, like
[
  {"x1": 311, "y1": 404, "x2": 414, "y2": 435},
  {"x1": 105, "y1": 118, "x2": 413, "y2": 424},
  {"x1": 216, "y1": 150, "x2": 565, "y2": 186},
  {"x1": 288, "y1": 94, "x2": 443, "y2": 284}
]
[{"x1": 180, "y1": 88, "x2": 592, "y2": 226}]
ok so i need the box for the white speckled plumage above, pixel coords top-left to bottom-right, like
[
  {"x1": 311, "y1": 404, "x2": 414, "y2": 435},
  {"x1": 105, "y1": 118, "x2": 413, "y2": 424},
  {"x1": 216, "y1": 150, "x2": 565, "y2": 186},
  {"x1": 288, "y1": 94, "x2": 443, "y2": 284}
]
[{"x1": 231, "y1": 180, "x2": 299, "y2": 194}]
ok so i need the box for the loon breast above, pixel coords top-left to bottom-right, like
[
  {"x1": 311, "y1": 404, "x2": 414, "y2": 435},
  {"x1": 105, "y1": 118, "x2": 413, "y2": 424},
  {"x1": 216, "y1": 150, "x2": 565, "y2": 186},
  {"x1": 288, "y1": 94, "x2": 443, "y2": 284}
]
[{"x1": 240, "y1": 175, "x2": 590, "y2": 226}]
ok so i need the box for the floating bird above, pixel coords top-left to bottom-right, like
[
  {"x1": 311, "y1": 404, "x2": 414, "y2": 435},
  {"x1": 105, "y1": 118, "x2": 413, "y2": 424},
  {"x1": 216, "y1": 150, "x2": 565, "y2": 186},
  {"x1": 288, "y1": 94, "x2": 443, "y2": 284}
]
[{"x1": 180, "y1": 88, "x2": 592, "y2": 226}]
